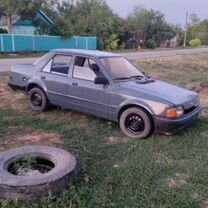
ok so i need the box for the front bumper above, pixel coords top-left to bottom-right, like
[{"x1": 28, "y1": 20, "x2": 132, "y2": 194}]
[
  {"x1": 8, "y1": 82, "x2": 26, "y2": 91},
  {"x1": 154, "y1": 106, "x2": 203, "y2": 134}
]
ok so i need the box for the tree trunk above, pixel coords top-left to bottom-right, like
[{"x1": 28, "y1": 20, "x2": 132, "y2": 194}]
[{"x1": 7, "y1": 15, "x2": 12, "y2": 34}]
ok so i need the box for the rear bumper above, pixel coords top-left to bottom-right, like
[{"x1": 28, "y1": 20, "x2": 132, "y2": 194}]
[
  {"x1": 8, "y1": 82, "x2": 26, "y2": 91},
  {"x1": 154, "y1": 106, "x2": 203, "y2": 134}
]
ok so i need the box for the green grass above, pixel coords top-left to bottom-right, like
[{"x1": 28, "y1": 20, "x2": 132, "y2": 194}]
[
  {"x1": 0, "y1": 109, "x2": 207, "y2": 208},
  {"x1": 114, "y1": 46, "x2": 206, "y2": 53},
  {"x1": 0, "y1": 53, "x2": 208, "y2": 207}
]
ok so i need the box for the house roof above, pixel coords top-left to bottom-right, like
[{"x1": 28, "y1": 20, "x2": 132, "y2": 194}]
[{"x1": 36, "y1": 10, "x2": 53, "y2": 25}]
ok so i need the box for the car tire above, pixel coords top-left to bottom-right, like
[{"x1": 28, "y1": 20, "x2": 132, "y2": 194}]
[
  {"x1": 119, "y1": 107, "x2": 153, "y2": 139},
  {"x1": 0, "y1": 146, "x2": 77, "y2": 200},
  {"x1": 29, "y1": 87, "x2": 49, "y2": 112}
]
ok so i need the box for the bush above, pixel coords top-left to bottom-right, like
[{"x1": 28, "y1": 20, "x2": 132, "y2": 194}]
[
  {"x1": 97, "y1": 39, "x2": 104, "y2": 50},
  {"x1": 144, "y1": 39, "x2": 156, "y2": 49},
  {"x1": 106, "y1": 34, "x2": 119, "y2": 50},
  {"x1": 0, "y1": 28, "x2": 8, "y2": 34},
  {"x1": 189, "y1": 38, "x2": 201, "y2": 47}
]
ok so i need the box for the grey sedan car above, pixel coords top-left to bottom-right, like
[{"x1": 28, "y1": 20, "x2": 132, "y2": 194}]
[{"x1": 8, "y1": 49, "x2": 203, "y2": 139}]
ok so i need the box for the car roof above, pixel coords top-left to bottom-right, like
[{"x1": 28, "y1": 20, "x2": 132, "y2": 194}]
[{"x1": 51, "y1": 49, "x2": 122, "y2": 58}]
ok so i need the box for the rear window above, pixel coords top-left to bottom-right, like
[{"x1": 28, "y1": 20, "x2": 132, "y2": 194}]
[{"x1": 51, "y1": 55, "x2": 72, "y2": 75}]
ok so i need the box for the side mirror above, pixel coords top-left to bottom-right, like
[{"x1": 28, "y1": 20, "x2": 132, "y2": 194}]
[{"x1": 94, "y1": 76, "x2": 109, "y2": 85}]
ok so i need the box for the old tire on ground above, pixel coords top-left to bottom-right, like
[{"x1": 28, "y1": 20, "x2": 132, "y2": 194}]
[
  {"x1": 0, "y1": 146, "x2": 77, "y2": 200},
  {"x1": 119, "y1": 107, "x2": 153, "y2": 139},
  {"x1": 29, "y1": 87, "x2": 49, "y2": 112}
]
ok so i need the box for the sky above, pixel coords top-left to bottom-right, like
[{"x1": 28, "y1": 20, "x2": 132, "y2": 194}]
[{"x1": 105, "y1": 0, "x2": 208, "y2": 26}]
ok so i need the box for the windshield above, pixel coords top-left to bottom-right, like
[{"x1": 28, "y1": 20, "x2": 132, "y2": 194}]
[{"x1": 100, "y1": 57, "x2": 144, "y2": 80}]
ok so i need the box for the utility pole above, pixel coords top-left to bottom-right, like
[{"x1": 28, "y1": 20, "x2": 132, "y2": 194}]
[{"x1": 183, "y1": 11, "x2": 188, "y2": 48}]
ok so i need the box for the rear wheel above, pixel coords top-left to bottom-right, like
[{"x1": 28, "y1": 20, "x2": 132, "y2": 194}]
[
  {"x1": 29, "y1": 87, "x2": 49, "y2": 112},
  {"x1": 119, "y1": 107, "x2": 153, "y2": 139}
]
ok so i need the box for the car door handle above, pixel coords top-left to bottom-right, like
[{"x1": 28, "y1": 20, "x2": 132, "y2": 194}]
[
  {"x1": 72, "y1": 82, "x2": 78, "y2": 86},
  {"x1": 41, "y1": 76, "x2": 46, "y2": 80}
]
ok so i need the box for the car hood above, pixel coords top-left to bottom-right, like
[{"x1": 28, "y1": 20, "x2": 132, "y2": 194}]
[{"x1": 118, "y1": 79, "x2": 198, "y2": 107}]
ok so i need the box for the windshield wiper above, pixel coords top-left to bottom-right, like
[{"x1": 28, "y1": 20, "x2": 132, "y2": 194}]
[
  {"x1": 114, "y1": 75, "x2": 144, "y2": 81},
  {"x1": 129, "y1": 75, "x2": 144, "y2": 79},
  {"x1": 114, "y1": 77, "x2": 131, "y2": 81}
]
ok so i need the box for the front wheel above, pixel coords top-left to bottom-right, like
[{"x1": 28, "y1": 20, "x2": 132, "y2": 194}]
[
  {"x1": 119, "y1": 107, "x2": 153, "y2": 139},
  {"x1": 29, "y1": 87, "x2": 49, "y2": 112}
]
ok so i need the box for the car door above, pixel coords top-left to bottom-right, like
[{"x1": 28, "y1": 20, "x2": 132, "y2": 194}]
[
  {"x1": 37, "y1": 54, "x2": 72, "y2": 107},
  {"x1": 68, "y1": 56, "x2": 111, "y2": 119}
]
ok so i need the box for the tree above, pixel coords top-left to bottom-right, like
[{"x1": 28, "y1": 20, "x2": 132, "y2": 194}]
[
  {"x1": 128, "y1": 7, "x2": 175, "y2": 47},
  {"x1": 113, "y1": 16, "x2": 137, "y2": 49},
  {"x1": 0, "y1": 0, "x2": 19, "y2": 33},
  {"x1": 0, "y1": 0, "x2": 45, "y2": 33},
  {"x1": 59, "y1": 0, "x2": 118, "y2": 49},
  {"x1": 49, "y1": 17, "x2": 73, "y2": 38},
  {"x1": 187, "y1": 14, "x2": 208, "y2": 45},
  {"x1": 189, "y1": 13, "x2": 200, "y2": 25}
]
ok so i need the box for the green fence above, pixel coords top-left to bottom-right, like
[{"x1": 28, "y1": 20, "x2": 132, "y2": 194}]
[{"x1": 0, "y1": 34, "x2": 97, "y2": 52}]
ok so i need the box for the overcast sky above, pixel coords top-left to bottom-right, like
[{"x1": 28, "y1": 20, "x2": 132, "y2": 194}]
[{"x1": 105, "y1": 0, "x2": 207, "y2": 26}]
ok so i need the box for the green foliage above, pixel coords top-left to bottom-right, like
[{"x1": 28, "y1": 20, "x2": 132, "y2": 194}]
[
  {"x1": 106, "y1": 34, "x2": 119, "y2": 50},
  {"x1": 128, "y1": 7, "x2": 176, "y2": 47},
  {"x1": 189, "y1": 38, "x2": 201, "y2": 47},
  {"x1": 9, "y1": 154, "x2": 37, "y2": 175},
  {"x1": 49, "y1": 17, "x2": 73, "y2": 38},
  {"x1": 187, "y1": 14, "x2": 208, "y2": 45},
  {"x1": 33, "y1": 19, "x2": 50, "y2": 35},
  {"x1": 144, "y1": 39, "x2": 157, "y2": 49},
  {"x1": 97, "y1": 38, "x2": 104, "y2": 50},
  {"x1": 56, "y1": 0, "x2": 118, "y2": 49},
  {"x1": 0, "y1": 0, "x2": 45, "y2": 33},
  {"x1": 0, "y1": 28, "x2": 8, "y2": 33}
]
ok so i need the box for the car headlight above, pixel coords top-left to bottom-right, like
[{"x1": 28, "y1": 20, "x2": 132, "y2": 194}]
[{"x1": 166, "y1": 106, "x2": 184, "y2": 119}]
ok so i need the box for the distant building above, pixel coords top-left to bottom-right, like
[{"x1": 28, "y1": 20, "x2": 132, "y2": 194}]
[
  {"x1": 0, "y1": 10, "x2": 53, "y2": 35},
  {"x1": 160, "y1": 36, "x2": 179, "y2": 48},
  {"x1": 169, "y1": 36, "x2": 178, "y2": 48}
]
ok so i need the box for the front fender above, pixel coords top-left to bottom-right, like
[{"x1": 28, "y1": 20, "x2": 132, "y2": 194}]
[
  {"x1": 119, "y1": 98, "x2": 170, "y2": 116},
  {"x1": 119, "y1": 99, "x2": 154, "y2": 115},
  {"x1": 26, "y1": 79, "x2": 47, "y2": 93}
]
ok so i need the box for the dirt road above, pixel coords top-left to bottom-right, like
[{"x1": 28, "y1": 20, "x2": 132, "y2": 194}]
[{"x1": 1, "y1": 47, "x2": 208, "y2": 72}]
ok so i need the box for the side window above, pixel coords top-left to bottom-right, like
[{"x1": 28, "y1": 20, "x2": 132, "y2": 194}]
[
  {"x1": 73, "y1": 56, "x2": 100, "y2": 81},
  {"x1": 42, "y1": 60, "x2": 52, "y2": 73},
  {"x1": 51, "y1": 55, "x2": 72, "y2": 75}
]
